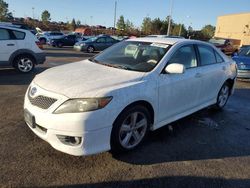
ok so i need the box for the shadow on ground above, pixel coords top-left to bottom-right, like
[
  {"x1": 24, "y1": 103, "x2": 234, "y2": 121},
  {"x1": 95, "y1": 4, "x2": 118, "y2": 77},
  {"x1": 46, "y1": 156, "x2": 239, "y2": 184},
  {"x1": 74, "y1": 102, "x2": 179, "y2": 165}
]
[
  {"x1": 43, "y1": 176, "x2": 250, "y2": 188},
  {"x1": 0, "y1": 67, "x2": 48, "y2": 85}
]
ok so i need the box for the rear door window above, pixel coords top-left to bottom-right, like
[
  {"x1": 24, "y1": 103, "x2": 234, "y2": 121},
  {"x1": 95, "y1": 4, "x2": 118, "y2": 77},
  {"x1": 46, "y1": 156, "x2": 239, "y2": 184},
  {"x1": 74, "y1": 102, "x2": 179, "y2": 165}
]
[
  {"x1": 197, "y1": 45, "x2": 217, "y2": 66},
  {"x1": 214, "y1": 51, "x2": 224, "y2": 63},
  {"x1": 12, "y1": 30, "x2": 25, "y2": 40},
  {"x1": 0, "y1": 29, "x2": 10, "y2": 40}
]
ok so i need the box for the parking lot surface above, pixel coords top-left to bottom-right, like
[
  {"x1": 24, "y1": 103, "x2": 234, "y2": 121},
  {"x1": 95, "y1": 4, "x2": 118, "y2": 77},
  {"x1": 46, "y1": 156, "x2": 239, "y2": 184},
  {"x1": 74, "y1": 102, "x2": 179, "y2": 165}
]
[{"x1": 0, "y1": 47, "x2": 250, "y2": 188}]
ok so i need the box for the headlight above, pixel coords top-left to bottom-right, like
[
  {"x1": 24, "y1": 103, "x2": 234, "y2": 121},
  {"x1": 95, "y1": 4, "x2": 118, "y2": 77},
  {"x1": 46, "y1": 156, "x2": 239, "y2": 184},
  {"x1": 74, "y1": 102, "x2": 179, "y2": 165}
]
[
  {"x1": 80, "y1": 43, "x2": 86, "y2": 46},
  {"x1": 54, "y1": 97, "x2": 112, "y2": 114}
]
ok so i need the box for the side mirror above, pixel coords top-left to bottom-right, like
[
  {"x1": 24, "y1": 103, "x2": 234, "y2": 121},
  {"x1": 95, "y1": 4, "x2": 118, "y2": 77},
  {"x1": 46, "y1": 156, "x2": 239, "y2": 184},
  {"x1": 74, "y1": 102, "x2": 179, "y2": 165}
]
[
  {"x1": 165, "y1": 63, "x2": 185, "y2": 74},
  {"x1": 232, "y1": 52, "x2": 238, "y2": 57}
]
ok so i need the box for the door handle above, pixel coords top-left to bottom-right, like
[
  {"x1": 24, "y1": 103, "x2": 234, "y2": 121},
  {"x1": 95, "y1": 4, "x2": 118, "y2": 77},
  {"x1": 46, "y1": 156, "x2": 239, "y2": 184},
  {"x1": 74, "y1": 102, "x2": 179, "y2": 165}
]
[
  {"x1": 7, "y1": 44, "x2": 15, "y2": 46},
  {"x1": 195, "y1": 73, "x2": 202, "y2": 78}
]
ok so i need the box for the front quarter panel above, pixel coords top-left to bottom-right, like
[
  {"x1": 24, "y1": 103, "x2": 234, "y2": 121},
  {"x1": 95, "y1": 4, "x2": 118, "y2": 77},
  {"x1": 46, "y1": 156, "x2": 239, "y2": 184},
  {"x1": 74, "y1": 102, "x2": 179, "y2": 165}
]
[{"x1": 93, "y1": 74, "x2": 158, "y2": 129}]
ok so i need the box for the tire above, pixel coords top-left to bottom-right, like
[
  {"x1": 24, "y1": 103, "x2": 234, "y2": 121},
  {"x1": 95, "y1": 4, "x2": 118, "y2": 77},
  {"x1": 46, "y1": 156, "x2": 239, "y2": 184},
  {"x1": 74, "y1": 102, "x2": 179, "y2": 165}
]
[
  {"x1": 13, "y1": 55, "x2": 35, "y2": 73},
  {"x1": 214, "y1": 82, "x2": 230, "y2": 110},
  {"x1": 111, "y1": 105, "x2": 151, "y2": 153},
  {"x1": 57, "y1": 43, "x2": 63, "y2": 48},
  {"x1": 87, "y1": 46, "x2": 95, "y2": 53}
]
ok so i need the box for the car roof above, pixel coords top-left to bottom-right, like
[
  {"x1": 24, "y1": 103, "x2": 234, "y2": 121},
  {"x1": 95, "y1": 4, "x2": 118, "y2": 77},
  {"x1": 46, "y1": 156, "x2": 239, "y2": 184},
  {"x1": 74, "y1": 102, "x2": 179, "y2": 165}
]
[
  {"x1": 0, "y1": 25, "x2": 28, "y2": 32},
  {"x1": 127, "y1": 37, "x2": 190, "y2": 45}
]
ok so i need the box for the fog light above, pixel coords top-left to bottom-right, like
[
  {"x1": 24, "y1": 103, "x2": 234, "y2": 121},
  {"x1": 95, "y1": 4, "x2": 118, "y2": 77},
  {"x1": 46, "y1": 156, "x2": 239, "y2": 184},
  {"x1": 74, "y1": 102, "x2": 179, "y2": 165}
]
[{"x1": 57, "y1": 135, "x2": 82, "y2": 146}]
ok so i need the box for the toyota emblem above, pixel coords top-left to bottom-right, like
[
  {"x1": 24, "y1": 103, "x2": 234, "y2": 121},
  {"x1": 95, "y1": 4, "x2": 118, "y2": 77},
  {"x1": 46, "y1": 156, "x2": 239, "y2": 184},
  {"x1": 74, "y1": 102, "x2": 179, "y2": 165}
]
[{"x1": 30, "y1": 87, "x2": 37, "y2": 96}]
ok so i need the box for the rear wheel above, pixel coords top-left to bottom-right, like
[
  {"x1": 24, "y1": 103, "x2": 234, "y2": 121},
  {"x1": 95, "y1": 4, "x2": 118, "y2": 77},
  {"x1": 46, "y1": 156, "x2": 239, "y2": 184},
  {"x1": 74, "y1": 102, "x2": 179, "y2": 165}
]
[
  {"x1": 57, "y1": 42, "x2": 63, "y2": 48},
  {"x1": 13, "y1": 55, "x2": 35, "y2": 73},
  {"x1": 215, "y1": 83, "x2": 230, "y2": 110},
  {"x1": 111, "y1": 105, "x2": 151, "y2": 153}
]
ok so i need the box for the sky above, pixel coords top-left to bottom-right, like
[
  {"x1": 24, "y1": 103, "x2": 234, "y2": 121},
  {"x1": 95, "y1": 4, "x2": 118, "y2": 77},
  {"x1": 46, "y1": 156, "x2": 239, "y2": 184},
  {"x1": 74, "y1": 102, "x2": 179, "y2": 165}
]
[{"x1": 5, "y1": 0, "x2": 250, "y2": 30}]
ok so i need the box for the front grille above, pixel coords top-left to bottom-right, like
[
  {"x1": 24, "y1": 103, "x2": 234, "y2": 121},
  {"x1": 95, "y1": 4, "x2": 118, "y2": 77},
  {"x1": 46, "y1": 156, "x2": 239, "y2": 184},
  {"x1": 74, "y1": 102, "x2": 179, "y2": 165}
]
[{"x1": 28, "y1": 87, "x2": 57, "y2": 109}]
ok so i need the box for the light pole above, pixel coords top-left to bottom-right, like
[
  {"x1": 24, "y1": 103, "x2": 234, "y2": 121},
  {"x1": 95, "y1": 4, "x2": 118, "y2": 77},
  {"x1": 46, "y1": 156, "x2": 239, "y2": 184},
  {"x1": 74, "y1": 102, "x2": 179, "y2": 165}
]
[
  {"x1": 32, "y1": 7, "x2": 35, "y2": 19},
  {"x1": 167, "y1": 0, "x2": 173, "y2": 36},
  {"x1": 113, "y1": 1, "x2": 117, "y2": 29}
]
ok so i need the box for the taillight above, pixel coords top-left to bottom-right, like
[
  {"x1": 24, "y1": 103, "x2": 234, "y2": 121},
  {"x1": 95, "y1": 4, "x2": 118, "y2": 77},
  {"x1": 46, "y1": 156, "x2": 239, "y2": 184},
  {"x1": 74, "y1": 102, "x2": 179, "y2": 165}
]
[{"x1": 35, "y1": 41, "x2": 43, "y2": 50}]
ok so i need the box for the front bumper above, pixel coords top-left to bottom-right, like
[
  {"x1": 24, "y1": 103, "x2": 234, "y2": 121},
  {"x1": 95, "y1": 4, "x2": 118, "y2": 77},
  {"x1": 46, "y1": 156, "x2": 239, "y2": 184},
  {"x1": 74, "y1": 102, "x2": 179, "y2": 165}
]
[
  {"x1": 74, "y1": 45, "x2": 86, "y2": 51},
  {"x1": 237, "y1": 69, "x2": 250, "y2": 79},
  {"x1": 24, "y1": 84, "x2": 114, "y2": 156}
]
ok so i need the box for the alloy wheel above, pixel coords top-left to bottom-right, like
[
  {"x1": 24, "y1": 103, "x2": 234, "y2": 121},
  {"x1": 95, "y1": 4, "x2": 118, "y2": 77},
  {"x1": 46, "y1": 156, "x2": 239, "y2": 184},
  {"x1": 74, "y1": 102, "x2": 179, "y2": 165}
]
[
  {"x1": 17, "y1": 58, "x2": 33, "y2": 73},
  {"x1": 218, "y1": 84, "x2": 229, "y2": 108},
  {"x1": 119, "y1": 112, "x2": 148, "y2": 149}
]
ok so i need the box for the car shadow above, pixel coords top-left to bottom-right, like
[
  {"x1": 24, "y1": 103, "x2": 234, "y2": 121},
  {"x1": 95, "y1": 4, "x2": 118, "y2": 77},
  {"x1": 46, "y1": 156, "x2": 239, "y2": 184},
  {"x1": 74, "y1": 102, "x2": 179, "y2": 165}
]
[
  {"x1": 111, "y1": 88, "x2": 250, "y2": 165},
  {"x1": 0, "y1": 67, "x2": 48, "y2": 85},
  {"x1": 42, "y1": 176, "x2": 250, "y2": 188}
]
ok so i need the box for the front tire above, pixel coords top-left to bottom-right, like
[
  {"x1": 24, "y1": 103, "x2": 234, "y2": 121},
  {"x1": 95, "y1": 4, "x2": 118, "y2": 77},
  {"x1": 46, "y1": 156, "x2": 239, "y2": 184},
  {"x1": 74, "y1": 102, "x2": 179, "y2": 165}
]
[
  {"x1": 215, "y1": 82, "x2": 230, "y2": 110},
  {"x1": 13, "y1": 55, "x2": 35, "y2": 73},
  {"x1": 111, "y1": 105, "x2": 151, "y2": 153}
]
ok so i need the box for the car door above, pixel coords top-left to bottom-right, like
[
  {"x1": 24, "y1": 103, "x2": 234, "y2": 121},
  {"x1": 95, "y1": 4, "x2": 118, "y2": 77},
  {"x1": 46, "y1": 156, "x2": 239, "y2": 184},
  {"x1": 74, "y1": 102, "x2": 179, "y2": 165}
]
[
  {"x1": 158, "y1": 44, "x2": 201, "y2": 123},
  {"x1": 0, "y1": 28, "x2": 17, "y2": 65},
  {"x1": 106, "y1": 37, "x2": 116, "y2": 49},
  {"x1": 67, "y1": 35, "x2": 76, "y2": 46},
  {"x1": 195, "y1": 44, "x2": 227, "y2": 104},
  {"x1": 95, "y1": 37, "x2": 107, "y2": 51}
]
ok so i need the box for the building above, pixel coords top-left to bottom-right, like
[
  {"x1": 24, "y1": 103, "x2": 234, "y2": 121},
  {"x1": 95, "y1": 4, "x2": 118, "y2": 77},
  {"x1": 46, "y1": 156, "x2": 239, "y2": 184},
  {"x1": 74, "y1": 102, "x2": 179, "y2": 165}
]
[{"x1": 215, "y1": 12, "x2": 250, "y2": 46}]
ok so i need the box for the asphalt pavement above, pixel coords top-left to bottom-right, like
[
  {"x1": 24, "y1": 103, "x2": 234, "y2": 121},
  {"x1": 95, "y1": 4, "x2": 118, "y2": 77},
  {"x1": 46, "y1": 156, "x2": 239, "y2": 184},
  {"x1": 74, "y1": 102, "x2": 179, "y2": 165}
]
[{"x1": 0, "y1": 46, "x2": 250, "y2": 188}]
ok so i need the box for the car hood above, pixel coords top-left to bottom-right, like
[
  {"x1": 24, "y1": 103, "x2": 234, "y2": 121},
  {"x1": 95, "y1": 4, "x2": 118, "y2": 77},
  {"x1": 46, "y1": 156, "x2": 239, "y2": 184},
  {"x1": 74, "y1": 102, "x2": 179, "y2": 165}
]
[
  {"x1": 33, "y1": 60, "x2": 145, "y2": 98},
  {"x1": 233, "y1": 56, "x2": 250, "y2": 65}
]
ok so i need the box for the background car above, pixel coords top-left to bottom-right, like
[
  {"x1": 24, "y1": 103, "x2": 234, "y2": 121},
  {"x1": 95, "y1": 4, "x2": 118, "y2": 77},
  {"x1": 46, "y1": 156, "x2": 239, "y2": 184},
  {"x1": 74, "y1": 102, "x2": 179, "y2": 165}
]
[
  {"x1": 36, "y1": 31, "x2": 64, "y2": 44},
  {"x1": 74, "y1": 35, "x2": 119, "y2": 53},
  {"x1": 209, "y1": 38, "x2": 239, "y2": 55},
  {"x1": 49, "y1": 34, "x2": 79, "y2": 47},
  {"x1": 0, "y1": 25, "x2": 45, "y2": 73},
  {"x1": 232, "y1": 45, "x2": 250, "y2": 78}
]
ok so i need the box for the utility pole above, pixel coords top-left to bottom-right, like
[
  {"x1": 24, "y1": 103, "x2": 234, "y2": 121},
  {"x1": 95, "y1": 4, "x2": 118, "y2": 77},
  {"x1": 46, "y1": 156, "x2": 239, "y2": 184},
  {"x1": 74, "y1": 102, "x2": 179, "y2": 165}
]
[
  {"x1": 32, "y1": 7, "x2": 35, "y2": 19},
  {"x1": 113, "y1": 1, "x2": 117, "y2": 35},
  {"x1": 167, "y1": 0, "x2": 173, "y2": 36}
]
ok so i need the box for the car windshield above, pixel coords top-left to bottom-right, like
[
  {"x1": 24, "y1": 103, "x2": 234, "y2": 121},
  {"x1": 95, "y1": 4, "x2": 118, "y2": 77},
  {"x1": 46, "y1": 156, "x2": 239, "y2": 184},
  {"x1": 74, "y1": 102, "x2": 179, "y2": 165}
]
[
  {"x1": 209, "y1": 39, "x2": 226, "y2": 45},
  {"x1": 85, "y1": 37, "x2": 97, "y2": 42},
  {"x1": 90, "y1": 41, "x2": 170, "y2": 72},
  {"x1": 239, "y1": 46, "x2": 250, "y2": 57}
]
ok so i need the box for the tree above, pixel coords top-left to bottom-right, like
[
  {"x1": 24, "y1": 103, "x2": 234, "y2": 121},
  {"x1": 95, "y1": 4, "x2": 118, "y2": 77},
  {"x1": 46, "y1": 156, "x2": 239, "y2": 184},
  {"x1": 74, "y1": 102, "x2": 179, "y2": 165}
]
[
  {"x1": 76, "y1": 20, "x2": 81, "y2": 27},
  {"x1": 0, "y1": 0, "x2": 12, "y2": 21},
  {"x1": 117, "y1": 15, "x2": 126, "y2": 31},
  {"x1": 151, "y1": 18, "x2": 162, "y2": 34},
  {"x1": 200, "y1": 24, "x2": 215, "y2": 39},
  {"x1": 70, "y1": 18, "x2": 76, "y2": 30},
  {"x1": 141, "y1": 17, "x2": 152, "y2": 35},
  {"x1": 41, "y1": 10, "x2": 51, "y2": 23},
  {"x1": 125, "y1": 19, "x2": 134, "y2": 31}
]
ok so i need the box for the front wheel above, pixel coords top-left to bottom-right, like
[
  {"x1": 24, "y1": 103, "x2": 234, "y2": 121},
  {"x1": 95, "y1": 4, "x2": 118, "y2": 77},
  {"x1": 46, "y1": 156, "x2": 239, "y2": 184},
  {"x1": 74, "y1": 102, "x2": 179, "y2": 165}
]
[
  {"x1": 13, "y1": 55, "x2": 35, "y2": 73},
  {"x1": 111, "y1": 105, "x2": 151, "y2": 153},
  {"x1": 215, "y1": 83, "x2": 230, "y2": 110}
]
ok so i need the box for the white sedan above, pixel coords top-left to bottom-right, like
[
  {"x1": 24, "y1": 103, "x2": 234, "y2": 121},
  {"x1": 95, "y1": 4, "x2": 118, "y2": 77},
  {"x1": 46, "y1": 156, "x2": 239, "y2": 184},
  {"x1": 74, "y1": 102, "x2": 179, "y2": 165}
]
[{"x1": 24, "y1": 38, "x2": 237, "y2": 156}]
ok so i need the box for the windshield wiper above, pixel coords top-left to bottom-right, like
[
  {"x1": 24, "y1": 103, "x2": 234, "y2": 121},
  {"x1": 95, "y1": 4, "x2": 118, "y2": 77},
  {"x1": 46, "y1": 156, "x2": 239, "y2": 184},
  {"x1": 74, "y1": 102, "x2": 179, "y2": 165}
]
[{"x1": 89, "y1": 59, "x2": 132, "y2": 70}]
